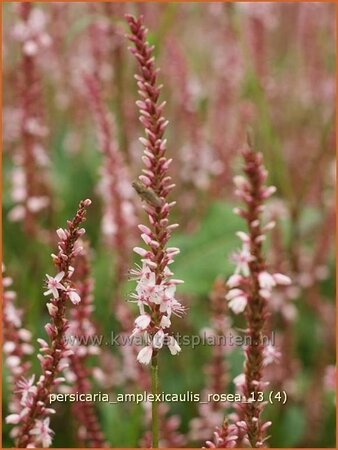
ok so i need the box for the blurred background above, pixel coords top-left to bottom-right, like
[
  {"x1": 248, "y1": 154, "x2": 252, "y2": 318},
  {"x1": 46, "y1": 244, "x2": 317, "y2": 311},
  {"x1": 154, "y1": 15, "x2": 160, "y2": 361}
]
[{"x1": 2, "y1": 2, "x2": 336, "y2": 448}]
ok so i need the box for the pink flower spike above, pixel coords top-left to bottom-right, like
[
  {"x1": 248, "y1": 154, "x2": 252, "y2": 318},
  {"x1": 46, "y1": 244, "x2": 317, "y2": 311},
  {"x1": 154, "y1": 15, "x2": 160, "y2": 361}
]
[
  {"x1": 227, "y1": 144, "x2": 293, "y2": 447},
  {"x1": 15, "y1": 199, "x2": 91, "y2": 447},
  {"x1": 43, "y1": 272, "x2": 65, "y2": 299}
]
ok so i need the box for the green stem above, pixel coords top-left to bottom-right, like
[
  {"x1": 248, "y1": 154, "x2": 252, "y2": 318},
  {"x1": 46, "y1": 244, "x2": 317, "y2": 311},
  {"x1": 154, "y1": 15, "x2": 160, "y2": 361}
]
[{"x1": 151, "y1": 353, "x2": 159, "y2": 448}]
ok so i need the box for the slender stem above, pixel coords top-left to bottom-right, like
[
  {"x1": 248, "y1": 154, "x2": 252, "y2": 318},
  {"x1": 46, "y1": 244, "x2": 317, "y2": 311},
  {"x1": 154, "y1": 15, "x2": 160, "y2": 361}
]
[{"x1": 151, "y1": 353, "x2": 159, "y2": 448}]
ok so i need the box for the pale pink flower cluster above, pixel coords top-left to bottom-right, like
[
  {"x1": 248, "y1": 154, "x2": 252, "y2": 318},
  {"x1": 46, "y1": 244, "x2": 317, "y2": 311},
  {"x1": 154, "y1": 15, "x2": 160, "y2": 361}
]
[
  {"x1": 130, "y1": 255, "x2": 184, "y2": 365},
  {"x1": 226, "y1": 176, "x2": 291, "y2": 316}
]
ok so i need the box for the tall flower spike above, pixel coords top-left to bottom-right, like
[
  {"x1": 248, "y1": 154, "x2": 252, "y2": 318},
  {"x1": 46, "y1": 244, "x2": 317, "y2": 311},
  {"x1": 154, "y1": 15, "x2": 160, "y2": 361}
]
[
  {"x1": 227, "y1": 137, "x2": 291, "y2": 447},
  {"x1": 126, "y1": 15, "x2": 184, "y2": 447},
  {"x1": 126, "y1": 13, "x2": 184, "y2": 361},
  {"x1": 11, "y1": 199, "x2": 91, "y2": 448}
]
